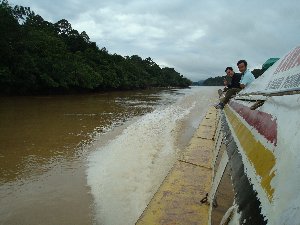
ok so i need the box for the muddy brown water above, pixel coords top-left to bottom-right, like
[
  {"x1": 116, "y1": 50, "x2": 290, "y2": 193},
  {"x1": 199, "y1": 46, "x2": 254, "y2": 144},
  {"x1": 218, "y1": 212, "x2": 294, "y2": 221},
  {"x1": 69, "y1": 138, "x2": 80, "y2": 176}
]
[{"x1": 0, "y1": 87, "x2": 218, "y2": 225}]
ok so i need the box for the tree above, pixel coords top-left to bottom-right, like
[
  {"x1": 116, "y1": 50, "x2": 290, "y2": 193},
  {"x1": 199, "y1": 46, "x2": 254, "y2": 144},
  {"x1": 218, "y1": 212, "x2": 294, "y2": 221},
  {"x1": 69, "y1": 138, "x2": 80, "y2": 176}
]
[
  {"x1": 0, "y1": 1, "x2": 192, "y2": 95},
  {"x1": 80, "y1": 31, "x2": 90, "y2": 43},
  {"x1": 54, "y1": 19, "x2": 72, "y2": 35},
  {"x1": 202, "y1": 76, "x2": 224, "y2": 86}
]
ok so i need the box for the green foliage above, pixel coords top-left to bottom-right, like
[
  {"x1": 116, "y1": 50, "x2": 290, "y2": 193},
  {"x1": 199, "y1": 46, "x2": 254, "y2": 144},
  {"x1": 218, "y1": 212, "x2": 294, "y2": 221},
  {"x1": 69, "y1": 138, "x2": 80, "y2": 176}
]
[
  {"x1": 0, "y1": 1, "x2": 191, "y2": 95},
  {"x1": 203, "y1": 76, "x2": 224, "y2": 86}
]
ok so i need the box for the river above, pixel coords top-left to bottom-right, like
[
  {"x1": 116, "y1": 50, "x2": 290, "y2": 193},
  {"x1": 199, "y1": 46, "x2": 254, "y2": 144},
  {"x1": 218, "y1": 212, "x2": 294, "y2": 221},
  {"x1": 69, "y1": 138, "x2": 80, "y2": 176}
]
[{"x1": 0, "y1": 86, "x2": 218, "y2": 225}]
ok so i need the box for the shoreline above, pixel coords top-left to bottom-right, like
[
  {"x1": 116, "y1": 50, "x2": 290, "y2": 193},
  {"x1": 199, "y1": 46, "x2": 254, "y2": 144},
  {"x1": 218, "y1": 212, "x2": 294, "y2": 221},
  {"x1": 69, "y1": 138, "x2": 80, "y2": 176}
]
[{"x1": 0, "y1": 86, "x2": 191, "y2": 97}]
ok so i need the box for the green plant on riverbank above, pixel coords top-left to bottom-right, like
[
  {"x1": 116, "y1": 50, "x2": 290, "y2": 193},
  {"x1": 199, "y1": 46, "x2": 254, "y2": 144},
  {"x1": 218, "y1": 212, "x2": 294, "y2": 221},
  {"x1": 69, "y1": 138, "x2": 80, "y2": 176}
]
[{"x1": 0, "y1": 0, "x2": 192, "y2": 95}]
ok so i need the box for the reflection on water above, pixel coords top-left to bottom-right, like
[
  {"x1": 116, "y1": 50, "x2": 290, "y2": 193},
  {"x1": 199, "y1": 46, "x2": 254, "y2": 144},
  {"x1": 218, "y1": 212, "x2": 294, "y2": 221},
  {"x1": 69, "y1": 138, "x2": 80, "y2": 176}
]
[{"x1": 0, "y1": 90, "x2": 168, "y2": 183}]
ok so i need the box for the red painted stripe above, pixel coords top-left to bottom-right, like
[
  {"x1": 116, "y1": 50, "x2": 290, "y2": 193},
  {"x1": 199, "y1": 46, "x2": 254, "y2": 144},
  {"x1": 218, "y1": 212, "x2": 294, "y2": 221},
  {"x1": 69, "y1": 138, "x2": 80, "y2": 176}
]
[{"x1": 229, "y1": 101, "x2": 277, "y2": 146}]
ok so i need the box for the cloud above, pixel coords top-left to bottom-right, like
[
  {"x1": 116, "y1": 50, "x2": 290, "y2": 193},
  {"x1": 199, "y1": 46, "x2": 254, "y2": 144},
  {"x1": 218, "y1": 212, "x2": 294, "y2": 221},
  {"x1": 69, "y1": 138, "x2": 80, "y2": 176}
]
[{"x1": 9, "y1": 0, "x2": 300, "y2": 81}]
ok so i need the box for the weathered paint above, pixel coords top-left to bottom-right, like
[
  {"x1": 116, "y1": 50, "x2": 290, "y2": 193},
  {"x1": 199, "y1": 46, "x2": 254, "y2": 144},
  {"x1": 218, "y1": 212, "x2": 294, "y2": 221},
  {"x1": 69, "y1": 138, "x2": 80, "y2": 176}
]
[
  {"x1": 240, "y1": 46, "x2": 300, "y2": 95},
  {"x1": 180, "y1": 139, "x2": 214, "y2": 168},
  {"x1": 136, "y1": 161, "x2": 212, "y2": 225},
  {"x1": 222, "y1": 113, "x2": 267, "y2": 224},
  {"x1": 229, "y1": 101, "x2": 277, "y2": 146},
  {"x1": 213, "y1": 45, "x2": 300, "y2": 224},
  {"x1": 136, "y1": 107, "x2": 217, "y2": 225},
  {"x1": 224, "y1": 106, "x2": 276, "y2": 201},
  {"x1": 274, "y1": 46, "x2": 300, "y2": 74}
]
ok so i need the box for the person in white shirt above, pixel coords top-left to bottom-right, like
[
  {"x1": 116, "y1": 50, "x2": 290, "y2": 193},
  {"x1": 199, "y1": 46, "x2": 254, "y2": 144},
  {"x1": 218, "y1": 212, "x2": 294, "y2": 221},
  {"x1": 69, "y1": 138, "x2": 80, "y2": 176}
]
[{"x1": 237, "y1": 60, "x2": 255, "y2": 89}]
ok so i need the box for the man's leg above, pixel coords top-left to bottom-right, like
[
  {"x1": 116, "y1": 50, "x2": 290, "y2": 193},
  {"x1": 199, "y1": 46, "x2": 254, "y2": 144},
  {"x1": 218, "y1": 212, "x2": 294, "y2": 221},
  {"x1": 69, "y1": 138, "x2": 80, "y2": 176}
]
[
  {"x1": 218, "y1": 89, "x2": 223, "y2": 97},
  {"x1": 220, "y1": 88, "x2": 241, "y2": 105}
]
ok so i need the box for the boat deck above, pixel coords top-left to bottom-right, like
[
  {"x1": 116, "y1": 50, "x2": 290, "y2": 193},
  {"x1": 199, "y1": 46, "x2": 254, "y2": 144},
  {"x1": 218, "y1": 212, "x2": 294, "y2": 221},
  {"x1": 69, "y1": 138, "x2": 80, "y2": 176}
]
[{"x1": 136, "y1": 107, "x2": 218, "y2": 225}]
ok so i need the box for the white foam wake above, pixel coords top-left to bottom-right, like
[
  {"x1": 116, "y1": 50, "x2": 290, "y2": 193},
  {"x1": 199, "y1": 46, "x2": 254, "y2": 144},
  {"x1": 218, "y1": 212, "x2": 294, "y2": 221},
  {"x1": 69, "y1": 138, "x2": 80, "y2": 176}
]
[{"x1": 86, "y1": 97, "x2": 195, "y2": 225}]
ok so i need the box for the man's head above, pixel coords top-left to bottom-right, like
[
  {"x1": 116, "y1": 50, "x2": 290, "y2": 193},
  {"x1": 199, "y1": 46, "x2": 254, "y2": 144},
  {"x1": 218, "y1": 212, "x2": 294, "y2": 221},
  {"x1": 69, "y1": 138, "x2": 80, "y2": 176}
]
[
  {"x1": 237, "y1": 60, "x2": 247, "y2": 73},
  {"x1": 225, "y1": 67, "x2": 234, "y2": 77}
]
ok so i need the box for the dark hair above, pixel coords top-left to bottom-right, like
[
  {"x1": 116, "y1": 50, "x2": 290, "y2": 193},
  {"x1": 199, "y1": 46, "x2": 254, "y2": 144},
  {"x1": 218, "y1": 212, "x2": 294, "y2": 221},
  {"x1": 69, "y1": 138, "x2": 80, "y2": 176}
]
[
  {"x1": 237, "y1": 60, "x2": 247, "y2": 67},
  {"x1": 225, "y1": 67, "x2": 233, "y2": 72}
]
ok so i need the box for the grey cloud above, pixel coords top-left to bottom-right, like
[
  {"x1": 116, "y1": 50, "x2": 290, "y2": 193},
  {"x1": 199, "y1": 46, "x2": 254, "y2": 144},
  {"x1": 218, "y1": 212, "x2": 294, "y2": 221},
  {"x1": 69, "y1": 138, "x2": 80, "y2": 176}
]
[{"x1": 9, "y1": 0, "x2": 300, "y2": 81}]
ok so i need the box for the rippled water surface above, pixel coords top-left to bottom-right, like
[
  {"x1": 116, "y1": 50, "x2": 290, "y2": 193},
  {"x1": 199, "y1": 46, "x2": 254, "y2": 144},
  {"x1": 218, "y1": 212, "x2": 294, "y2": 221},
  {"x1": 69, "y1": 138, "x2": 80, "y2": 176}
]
[
  {"x1": 0, "y1": 87, "x2": 218, "y2": 225},
  {"x1": 0, "y1": 90, "x2": 169, "y2": 182}
]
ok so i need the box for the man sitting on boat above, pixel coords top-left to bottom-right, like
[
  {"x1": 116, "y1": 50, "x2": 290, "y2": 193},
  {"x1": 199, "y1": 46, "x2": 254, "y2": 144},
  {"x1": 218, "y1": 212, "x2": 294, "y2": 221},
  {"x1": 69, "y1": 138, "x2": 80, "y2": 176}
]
[
  {"x1": 215, "y1": 60, "x2": 255, "y2": 109},
  {"x1": 218, "y1": 66, "x2": 241, "y2": 97},
  {"x1": 237, "y1": 59, "x2": 255, "y2": 88}
]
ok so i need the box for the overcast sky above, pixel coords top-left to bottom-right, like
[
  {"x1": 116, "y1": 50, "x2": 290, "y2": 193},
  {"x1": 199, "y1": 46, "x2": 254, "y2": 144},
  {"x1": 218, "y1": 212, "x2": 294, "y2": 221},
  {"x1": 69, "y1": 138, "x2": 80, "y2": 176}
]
[{"x1": 8, "y1": 0, "x2": 300, "y2": 81}]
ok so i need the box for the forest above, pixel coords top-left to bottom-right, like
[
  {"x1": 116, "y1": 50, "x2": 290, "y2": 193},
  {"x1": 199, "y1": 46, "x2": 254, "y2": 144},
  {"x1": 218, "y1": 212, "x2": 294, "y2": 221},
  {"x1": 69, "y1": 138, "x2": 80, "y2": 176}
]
[{"x1": 0, "y1": 0, "x2": 192, "y2": 95}]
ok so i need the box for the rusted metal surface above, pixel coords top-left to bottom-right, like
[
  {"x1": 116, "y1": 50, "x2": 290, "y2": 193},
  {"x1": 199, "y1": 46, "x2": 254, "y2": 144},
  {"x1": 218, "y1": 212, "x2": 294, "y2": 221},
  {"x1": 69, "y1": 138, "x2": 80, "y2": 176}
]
[{"x1": 136, "y1": 107, "x2": 217, "y2": 225}]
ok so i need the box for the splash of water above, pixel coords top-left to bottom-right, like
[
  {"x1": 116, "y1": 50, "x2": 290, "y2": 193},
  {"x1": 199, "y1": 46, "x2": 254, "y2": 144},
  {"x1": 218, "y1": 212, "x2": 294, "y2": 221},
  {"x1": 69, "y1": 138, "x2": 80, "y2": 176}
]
[
  {"x1": 87, "y1": 103, "x2": 194, "y2": 225},
  {"x1": 86, "y1": 87, "x2": 218, "y2": 225}
]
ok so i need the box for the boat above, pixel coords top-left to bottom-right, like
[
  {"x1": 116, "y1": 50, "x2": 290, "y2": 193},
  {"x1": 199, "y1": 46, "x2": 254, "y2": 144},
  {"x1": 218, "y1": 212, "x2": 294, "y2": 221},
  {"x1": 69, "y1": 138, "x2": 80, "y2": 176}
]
[
  {"x1": 136, "y1": 45, "x2": 300, "y2": 225},
  {"x1": 211, "y1": 45, "x2": 300, "y2": 224}
]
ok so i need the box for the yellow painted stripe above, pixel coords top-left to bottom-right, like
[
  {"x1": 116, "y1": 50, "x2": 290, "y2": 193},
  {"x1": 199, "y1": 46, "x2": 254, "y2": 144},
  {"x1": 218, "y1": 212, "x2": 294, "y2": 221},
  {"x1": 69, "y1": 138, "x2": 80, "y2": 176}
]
[{"x1": 224, "y1": 106, "x2": 275, "y2": 201}]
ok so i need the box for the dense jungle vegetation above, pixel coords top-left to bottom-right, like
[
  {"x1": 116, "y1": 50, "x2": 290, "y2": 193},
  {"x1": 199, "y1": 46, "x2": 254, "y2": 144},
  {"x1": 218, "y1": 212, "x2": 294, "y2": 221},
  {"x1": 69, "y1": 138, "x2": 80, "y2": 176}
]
[{"x1": 0, "y1": 0, "x2": 192, "y2": 95}]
